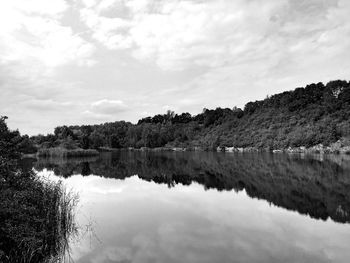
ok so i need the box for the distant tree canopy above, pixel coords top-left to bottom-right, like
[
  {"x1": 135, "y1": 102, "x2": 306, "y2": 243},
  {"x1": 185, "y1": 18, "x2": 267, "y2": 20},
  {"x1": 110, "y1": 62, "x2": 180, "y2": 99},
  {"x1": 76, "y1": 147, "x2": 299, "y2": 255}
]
[{"x1": 27, "y1": 80, "x2": 350, "y2": 151}]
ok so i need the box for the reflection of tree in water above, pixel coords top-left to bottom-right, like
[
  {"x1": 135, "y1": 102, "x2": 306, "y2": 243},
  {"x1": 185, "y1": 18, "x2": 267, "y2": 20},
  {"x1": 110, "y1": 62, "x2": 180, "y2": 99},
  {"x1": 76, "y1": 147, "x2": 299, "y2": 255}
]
[
  {"x1": 28, "y1": 152, "x2": 350, "y2": 223},
  {"x1": 81, "y1": 162, "x2": 92, "y2": 176}
]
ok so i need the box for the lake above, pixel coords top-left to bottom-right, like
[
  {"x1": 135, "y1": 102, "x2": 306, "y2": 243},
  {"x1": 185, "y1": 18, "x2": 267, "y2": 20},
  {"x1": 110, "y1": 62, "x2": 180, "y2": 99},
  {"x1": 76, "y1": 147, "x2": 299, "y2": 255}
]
[{"x1": 23, "y1": 151, "x2": 350, "y2": 263}]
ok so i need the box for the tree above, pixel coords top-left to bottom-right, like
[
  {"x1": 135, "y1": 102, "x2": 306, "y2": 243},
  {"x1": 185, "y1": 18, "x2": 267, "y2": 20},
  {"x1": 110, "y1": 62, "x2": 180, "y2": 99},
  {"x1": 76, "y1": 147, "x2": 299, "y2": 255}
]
[
  {"x1": 17, "y1": 135, "x2": 37, "y2": 154},
  {"x1": 89, "y1": 131, "x2": 104, "y2": 149},
  {"x1": 54, "y1": 125, "x2": 74, "y2": 139},
  {"x1": 165, "y1": 110, "x2": 175, "y2": 122},
  {"x1": 0, "y1": 116, "x2": 21, "y2": 159},
  {"x1": 61, "y1": 136, "x2": 78, "y2": 150},
  {"x1": 80, "y1": 135, "x2": 90, "y2": 149},
  {"x1": 110, "y1": 134, "x2": 122, "y2": 148}
]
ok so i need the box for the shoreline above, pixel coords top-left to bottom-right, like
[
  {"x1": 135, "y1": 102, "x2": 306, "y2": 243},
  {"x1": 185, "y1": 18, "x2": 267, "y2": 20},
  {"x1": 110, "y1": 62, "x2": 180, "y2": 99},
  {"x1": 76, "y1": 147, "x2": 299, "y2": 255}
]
[
  {"x1": 99, "y1": 143, "x2": 350, "y2": 155},
  {"x1": 23, "y1": 141, "x2": 350, "y2": 159},
  {"x1": 22, "y1": 148, "x2": 99, "y2": 159}
]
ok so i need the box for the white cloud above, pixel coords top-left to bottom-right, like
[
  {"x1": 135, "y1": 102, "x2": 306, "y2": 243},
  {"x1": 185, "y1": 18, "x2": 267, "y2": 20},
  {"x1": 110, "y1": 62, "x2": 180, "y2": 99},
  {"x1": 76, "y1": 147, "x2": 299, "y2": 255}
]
[
  {"x1": 78, "y1": 0, "x2": 349, "y2": 72},
  {"x1": 80, "y1": 7, "x2": 132, "y2": 50},
  {"x1": 90, "y1": 99, "x2": 128, "y2": 115},
  {"x1": 78, "y1": 0, "x2": 280, "y2": 70},
  {"x1": 0, "y1": 0, "x2": 68, "y2": 20},
  {"x1": 2, "y1": 0, "x2": 350, "y2": 135},
  {"x1": 0, "y1": 0, "x2": 96, "y2": 69},
  {"x1": 0, "y1": 0, "x2": 97, "y2": 135}
]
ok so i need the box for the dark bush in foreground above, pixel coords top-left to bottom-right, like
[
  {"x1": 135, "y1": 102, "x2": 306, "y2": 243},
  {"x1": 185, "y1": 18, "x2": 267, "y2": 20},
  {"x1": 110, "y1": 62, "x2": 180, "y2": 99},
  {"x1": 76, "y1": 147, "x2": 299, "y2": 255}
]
[
  {"x1": 0, "y1": 166, "x2": 78, "y2": 263},
  {"x1": 0, "y1": 116, "x2": 78, "y2": 263}
]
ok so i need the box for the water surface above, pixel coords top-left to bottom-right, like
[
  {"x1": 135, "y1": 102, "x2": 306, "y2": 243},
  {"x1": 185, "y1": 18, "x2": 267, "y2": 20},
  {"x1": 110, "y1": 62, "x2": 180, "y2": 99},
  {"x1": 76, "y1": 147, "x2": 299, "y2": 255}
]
[{"x1": 26, "y1": 152, "x2": 350, "y2": 263}]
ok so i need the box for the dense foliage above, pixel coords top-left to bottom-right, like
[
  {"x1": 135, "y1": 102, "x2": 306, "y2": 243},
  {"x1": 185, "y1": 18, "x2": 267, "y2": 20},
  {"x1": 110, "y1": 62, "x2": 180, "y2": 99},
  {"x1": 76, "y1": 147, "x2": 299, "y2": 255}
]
[
  {"x1": 0, "y1": 116, "x2": 37, "y2": 155},
  {"x1": 31, "y1": 80, "x2": 350, "y2": 151},
  {"x1": 0, "y1": 117, "x2": 77, "y2": 262}
]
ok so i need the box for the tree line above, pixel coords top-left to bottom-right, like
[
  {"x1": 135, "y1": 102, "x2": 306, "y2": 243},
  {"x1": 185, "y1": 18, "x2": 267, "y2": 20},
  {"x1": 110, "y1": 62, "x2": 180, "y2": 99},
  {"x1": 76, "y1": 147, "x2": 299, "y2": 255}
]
[{"x1": 23, "y1": 79, "x2": 350, "y2": 152}]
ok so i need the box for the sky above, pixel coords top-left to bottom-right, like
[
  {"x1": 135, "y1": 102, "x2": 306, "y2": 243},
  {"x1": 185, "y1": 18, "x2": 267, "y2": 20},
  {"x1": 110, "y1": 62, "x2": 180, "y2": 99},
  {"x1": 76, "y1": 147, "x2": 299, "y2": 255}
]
[{"x1": 0, "y1": 0, "x2": 349, "y2": 135}]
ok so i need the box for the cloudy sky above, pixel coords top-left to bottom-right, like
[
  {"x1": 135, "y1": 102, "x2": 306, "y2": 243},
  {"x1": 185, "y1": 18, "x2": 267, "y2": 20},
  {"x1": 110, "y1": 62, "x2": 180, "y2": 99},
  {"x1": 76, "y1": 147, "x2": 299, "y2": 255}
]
[{"x1": 1, "y1": 0, "x2": 349, "y2": 135}]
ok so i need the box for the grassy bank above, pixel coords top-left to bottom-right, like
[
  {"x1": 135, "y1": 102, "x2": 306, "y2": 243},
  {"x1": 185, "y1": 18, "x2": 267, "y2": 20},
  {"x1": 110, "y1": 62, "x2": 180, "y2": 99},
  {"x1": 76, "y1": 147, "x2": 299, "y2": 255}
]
[
  {"x1": 37, "y1": 147, "x2": 99, "y2": 158},
  {"x1": 0, "y1": 116, "x2": 79, "y2": 262},
  {"x1": 0, "y1": 169, "x2": 78, "y2": 263}
]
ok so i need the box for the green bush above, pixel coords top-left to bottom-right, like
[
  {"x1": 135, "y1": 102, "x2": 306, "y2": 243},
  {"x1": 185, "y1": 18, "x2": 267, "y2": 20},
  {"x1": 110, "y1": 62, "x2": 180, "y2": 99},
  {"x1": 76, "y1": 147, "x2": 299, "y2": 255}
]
[{"x1": 0, "y1": 117, "x2": 78, "y2": 263}]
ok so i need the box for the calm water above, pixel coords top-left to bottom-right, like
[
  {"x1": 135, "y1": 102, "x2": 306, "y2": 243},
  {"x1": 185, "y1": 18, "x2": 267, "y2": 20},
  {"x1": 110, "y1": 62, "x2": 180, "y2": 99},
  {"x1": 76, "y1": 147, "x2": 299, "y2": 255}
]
[{"x1": 24, "y1": 152, "x2": 350, "y2": 263}]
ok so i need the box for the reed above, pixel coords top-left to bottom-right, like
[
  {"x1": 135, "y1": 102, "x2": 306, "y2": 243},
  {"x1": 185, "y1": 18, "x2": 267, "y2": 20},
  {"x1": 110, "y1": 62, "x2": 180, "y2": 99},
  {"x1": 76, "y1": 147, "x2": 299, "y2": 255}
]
[
  {"x1": 37, "y1": 147, "x2": 99, "y2": 158},
  {"x1": 0, "y1": 171, "x2": 78, "y2": 263}
]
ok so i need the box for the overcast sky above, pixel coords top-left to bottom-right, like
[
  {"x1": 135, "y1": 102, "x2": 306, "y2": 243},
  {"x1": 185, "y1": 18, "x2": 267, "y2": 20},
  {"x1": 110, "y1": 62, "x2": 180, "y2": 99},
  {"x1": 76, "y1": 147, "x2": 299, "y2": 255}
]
[{"x1": 1, "y1": 0, "x2": 349, "y2": 135}]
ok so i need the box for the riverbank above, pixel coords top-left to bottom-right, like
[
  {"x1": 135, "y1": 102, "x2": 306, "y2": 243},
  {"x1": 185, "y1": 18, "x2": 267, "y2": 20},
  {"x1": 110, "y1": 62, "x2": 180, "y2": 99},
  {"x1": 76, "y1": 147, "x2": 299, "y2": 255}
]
[
  {"x1": 100, "y1": 146, "x2": 205, "y2": 152},
  {"x1": 0, "y1": 174, "x2": 78, "y2": 262},
  {"x1": 27, "y1": 139, "x2": 350, "y2": 158},
  {"x1": 216, "y1": 141, "x2": 350, "y2": 154},
  {"x1": 98, "y1": 141, "x2": 350, "y2": 155}
]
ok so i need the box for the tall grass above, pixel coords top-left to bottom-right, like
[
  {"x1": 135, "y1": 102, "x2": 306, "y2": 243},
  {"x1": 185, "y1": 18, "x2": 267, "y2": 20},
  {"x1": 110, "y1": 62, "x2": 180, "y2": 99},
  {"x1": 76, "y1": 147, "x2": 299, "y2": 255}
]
[
  {"x1": 37, "y1": 147, "x2": 99, "y2": 158},
  {"x1": 0, "y1": 171, "x2": 78, "y2": 263}
]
